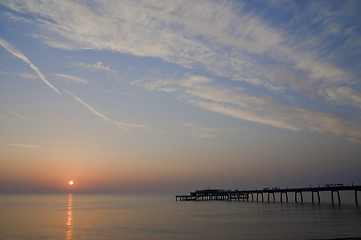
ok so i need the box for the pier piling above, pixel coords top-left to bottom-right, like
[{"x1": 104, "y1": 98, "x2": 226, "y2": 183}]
[
  {"x1": 295, "y1": 191, "x2": 303, "y2": 203},
  {"x1": 268, "y1": 192, "x2": 275, "y2": 202},
  {"x1": 355, "y1": 190, "x2": 359, "y2": 206},
  {"x1": 311, "y1": 191, "x2": 320, "y2": 203},
  {"x1": 256, "y1": 192, "x2": 264, "y2": 202},
  {"x1": 280, "y1": 191, "x2": 288, "y2": 203},
  {"x1": 331, "y1": 190, "x2": 341, "y2": 204}
]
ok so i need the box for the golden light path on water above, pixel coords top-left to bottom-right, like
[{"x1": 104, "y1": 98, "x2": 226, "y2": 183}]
[{"x1": 66, "y1": 194, "x2": 72, "y2": 240}]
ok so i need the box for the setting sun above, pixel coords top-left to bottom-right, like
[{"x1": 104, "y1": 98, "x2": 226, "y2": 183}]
[{"x1": 69, "y1": 180, "x2": 74, "y2": 186}]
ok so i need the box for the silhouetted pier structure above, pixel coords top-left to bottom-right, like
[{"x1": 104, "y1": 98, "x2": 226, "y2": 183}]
[{"x1": 176, "y1": 184, "x2": 361, "y2": 205}]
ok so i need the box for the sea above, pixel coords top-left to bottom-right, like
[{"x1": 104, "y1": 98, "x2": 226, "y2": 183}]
[{"x1": 0, "y1": 193, "x2": 361, "y2": 240}]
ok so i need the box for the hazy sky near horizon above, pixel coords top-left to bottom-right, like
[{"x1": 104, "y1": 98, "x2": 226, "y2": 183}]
[{"x1": 1, "y1": 0, "x2": 361, "y2": 193}]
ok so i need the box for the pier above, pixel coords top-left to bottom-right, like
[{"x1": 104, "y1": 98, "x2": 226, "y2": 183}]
[{"x1": 176, "y1": 184, "x2": 361, "y2": 205}]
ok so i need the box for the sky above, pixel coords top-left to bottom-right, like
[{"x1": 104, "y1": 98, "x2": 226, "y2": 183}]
[{"x1": 0, "y1": 0, "x2": 361, "y2": 194}]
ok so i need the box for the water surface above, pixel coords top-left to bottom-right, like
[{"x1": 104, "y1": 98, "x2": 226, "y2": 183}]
[{"x1": 1, "y1": 194, "x2": 360, "y2": 240}]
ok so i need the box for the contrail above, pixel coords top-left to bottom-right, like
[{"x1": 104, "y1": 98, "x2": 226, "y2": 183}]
[
  {"x1": 64, "y1": 89, "x2": 128, "y2": 130},
  {"x1": 0, "y1": 38, "x2": 60, "y2": 94}
]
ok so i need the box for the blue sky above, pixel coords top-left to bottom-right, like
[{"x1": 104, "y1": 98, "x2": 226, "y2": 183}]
[{"x1": 0, "y1": 0, "x2": 361, "y2": 193}]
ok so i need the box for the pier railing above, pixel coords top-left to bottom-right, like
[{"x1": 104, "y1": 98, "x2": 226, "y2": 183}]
[{"x1": 176, "y1": 184, "x2": 361, "y2": 205}]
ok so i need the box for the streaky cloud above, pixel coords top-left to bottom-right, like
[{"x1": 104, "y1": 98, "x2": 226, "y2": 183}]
[
  {"x1": 183, "y1": 123, "x2": 219, "y2": 139},
  {"x1": 9, "y1": 112, "x2": 25, "y2": 119},
  {"x1": 53, "y1": 73, "x2": 88, "y2": 84},
  {"x1": 8, "y1": 143, "x2": 40, "y2": 149},
  {"x1": 4, "y1": 1, "x2": 357, "y2": 100},
  {"x1": 17, "y1": 72, "x2": 36, "y2": 79},
  {"x1": 325, "y1": 87, "x2": 361, "y2": 109},
  {"x1": 139, "y1": 74, "x2": 360, "y2": 142},
  {"x1": 0, "y1": 70, "x2": 36, "y2": 79},
  {"x1": 64, "y1": 89, "x2": 148, "y2": 130},
  {"x1": 3, "y1": 1, "x2": 360, "y2": 142},
  {"x1": 0, "y1": 114, "x2": 9, "y2": 119},
  {"x1": 77, "y1": 61, "x2": 117, "y2": 73},
  {"x1": 0, "y1": 38, "x2": 60, "y2": 94},
  {"x1": 347, "y1": 138, "x2": 361, "y2": 145}
]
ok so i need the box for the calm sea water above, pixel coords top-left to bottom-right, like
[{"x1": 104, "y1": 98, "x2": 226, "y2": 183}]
[{"x1": 1, "y1": 193, "x2": 361, "y2": 240}]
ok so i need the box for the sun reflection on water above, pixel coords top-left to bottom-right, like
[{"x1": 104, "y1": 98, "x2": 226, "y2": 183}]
[{"x1": 66, "y1": 194, "x2": 72, "y2": 240}]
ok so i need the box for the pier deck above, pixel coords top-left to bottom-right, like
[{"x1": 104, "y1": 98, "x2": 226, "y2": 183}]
[{"x1": 176, "y1": 184, "x2": 361, "y2": 205}]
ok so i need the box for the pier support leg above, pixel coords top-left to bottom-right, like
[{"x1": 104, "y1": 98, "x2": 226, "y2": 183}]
[
  {"x1": 317, "y1": 191, "x2": 320, "y2": 203},
  {"x1": 281, "y1": 192, "x2": 288, "y2": 203},
  {"x1": 355, "y1": 190, "x2": 359, "y2": 206},
  {"x1": 267, "y1": 192, "x2": 275, "y2": 202},
  {"x1": 312, "y1": 191, "x2": 320, "y2": 204},
  {"x1": 295, "y1": 192, "x2": 303, "y2": 203},
  {"x1": 331, "y1": 191, "x2": 334, "y2": 204},
  {"x1": 271, "y1": 192, "x2": 275, "y2": 202},
  {"x1": 257, "y1": 193, "x2": 264, "y2": 202},
  {"x1": 331, "y1": 190, "x2": 341, "y2": 204}
]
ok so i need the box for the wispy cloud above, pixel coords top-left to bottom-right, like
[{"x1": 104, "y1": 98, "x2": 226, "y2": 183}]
[
  {"x1": 64, "y1": 89, "x2": 148, "y2": 130},
  {"x1": 77, "y1": 61, "x2": 117, "y2": 73},
  {"x1": 4, "y1": 1, "x2": 359, "y2": 101},
  {"x1": 138, "y1": 74, "x2": 360, "y2": 142},
  {"x1": 0, "y1": 70, "x2": 36, "y2": 79},
  {"x1": 184, "y1": 123, "x2": 219, "y2": 139},
  {"x1": 17, "y1": 72, "x2": 36, "y2": 79},
  {"x1": 325, "y1": 87, "x2": 361, "y2": 109},
  {"x1": 347, "y1": 138, "x2": 361, "y2": 145},
  {"x1": 9, "y1": 111, "x2": 25, "y2": 119},
  {"x1": 53, "y1": 73, "x2": 88, "y2": 84},
  {"x1": 0, "y1": 38, "x2": 60, "y2": 94},
  {"x1": 3, "y1": 1, "x2": 360, "y2": 141},
  {"x1": 8, "y1": 143, "x2": 40, "y2": 149},
  {"x1": 5, "y1": 1, "x2": 356, "y2": 98}
]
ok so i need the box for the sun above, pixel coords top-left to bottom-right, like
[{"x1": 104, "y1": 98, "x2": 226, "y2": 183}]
[{"x1": 69, "y1": 180, "x2": 74, "y2": 186}]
